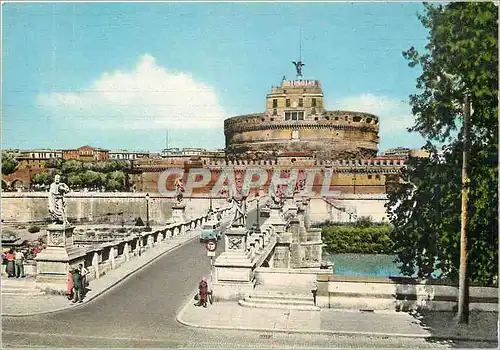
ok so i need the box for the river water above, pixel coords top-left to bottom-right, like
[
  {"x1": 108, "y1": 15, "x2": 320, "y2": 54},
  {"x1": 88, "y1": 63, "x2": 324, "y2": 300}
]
[{"x1": 325, "y1": 253, "x2": 408, "y2": 277}]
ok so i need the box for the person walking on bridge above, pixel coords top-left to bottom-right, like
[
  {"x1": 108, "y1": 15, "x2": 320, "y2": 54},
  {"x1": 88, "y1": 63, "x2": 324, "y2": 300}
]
[
  {"x1": 197, "y1": 277, "x2": 209, "y2": 308},
  {"x1": 71, "y1": 268, "x2": 83, "y2": 303}
]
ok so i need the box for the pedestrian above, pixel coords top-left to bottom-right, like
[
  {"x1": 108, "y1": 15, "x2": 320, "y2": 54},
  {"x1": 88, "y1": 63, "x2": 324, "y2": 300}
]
[
  {"x1": 78, "y1": 264, "x2": 89, "y2": 295},
  {"x1": 66, "y1": 270, "x2": 74, "y2": 300},
  {"x1": 197, "y1": 277, "x2": 209, "y2": 308},
  {"x1": 14, "y1": 248, "x2": 25, "y2": 278},
  {"x1": 71, "y1": 268, "x2": 83, "y2": 303},
  {"x1": 5, "y1": 249, "x2": 16, "y2": 278}
]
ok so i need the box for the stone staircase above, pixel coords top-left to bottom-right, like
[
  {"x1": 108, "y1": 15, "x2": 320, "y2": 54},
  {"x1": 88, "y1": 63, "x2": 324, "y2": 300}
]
[
  {"x1": 238, "y1": 285, "x2": 320, "y2": 311},
  {"x1": 1, "y1": 277, "x2": 46, "y2": 297}
]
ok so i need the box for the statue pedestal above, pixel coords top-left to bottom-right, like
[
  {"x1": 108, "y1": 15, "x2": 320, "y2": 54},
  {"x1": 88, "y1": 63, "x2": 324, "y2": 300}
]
[
  {"x1": 267, "y1": 205, "x2": 286, "y2": 234},
  {"x1": 35, "y1": 224, "x2": 86, "y2": 291},
  {"x1": 171, "y1": 203, "x2": 187, "y2": 225},
  {"x1": 213, "y1": 226, "x2": 255, "y2": 300}
]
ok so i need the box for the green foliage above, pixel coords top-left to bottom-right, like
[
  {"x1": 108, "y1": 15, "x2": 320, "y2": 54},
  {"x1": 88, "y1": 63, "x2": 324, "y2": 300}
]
[
  {"x1": 61, "y1": 160, "x2": 83, "y2": 175},
  {"x1": 402, "y1": 2, "x2": 498, "y2": 144},
  {"x1": 387, "y1": 143, "x2": 498, "y2": 285},
  {"x1": 67, "y1": 174, "x2": 83, "y2": 189},
  {"x1": 321, "y1": 224, "x2": 394, "y2": 254},
  {"x1": 2, "y1": 152, "x2": 19, "y2": 175},
  {"x1": 389, "y1": 3, "x2": 499, "y2": 286},
  {"x1": 31, "y1": 171, "x2": 50, "y2": 185},
  {"x1": 51, "y1": 160, "x2": 130, "y2": 191},
  {"x1": 45, "y1": 158, "x2": 63, "y2": 169}
]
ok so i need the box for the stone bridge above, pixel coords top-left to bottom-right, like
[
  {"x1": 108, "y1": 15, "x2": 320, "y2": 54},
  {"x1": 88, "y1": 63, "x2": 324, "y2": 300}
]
[
  {"x1": 213, "y1": 197, "x2": 327, "y2": 300},
  {"x1": 32, "y1": 204, "x2": 234, "y2": 291}
]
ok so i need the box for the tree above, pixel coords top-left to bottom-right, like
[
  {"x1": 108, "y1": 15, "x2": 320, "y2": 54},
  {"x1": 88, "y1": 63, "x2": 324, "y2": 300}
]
[
  {"x1": 106, "y1": 170, "x2": 126, "y2": 191},
  {"x1": 61, "y1": 160, "x2": 83, "y2": 175},
  {"x1": 387, "y1": 2, "x2": 498, "y2": 288},
  {"x1": 80, "y1": 170, "x2": 100, "y2": 189},
  {"x1": 2, "y1": 152, "x2": 19, "y2": 175},
  {"x1": 31, "y1": 171, "x2": 50, "y2": 186},
  {"x1": 67, "y1": 174, "x2": 83, "y2": 189}
]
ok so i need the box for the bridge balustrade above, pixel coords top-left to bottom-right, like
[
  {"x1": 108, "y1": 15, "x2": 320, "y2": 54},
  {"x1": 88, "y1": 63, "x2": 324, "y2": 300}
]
[{"x1": 69, "y1": 206, "x2": 232, "y2": 283}]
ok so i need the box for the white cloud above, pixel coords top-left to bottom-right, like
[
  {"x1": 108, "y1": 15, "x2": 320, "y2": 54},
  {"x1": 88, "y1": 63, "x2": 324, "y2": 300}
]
[{"x1": 38, "y1": 54, "x2": 227, "y2": 130}]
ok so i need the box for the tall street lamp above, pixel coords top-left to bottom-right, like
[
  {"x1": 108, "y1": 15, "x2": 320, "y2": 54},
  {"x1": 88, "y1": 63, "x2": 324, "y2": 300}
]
[
  {"x1": 145, "y1": 193, "x2": 151, "y2": 231},
  {"x1": 255, "y1": 188, "x2": 261, "y2": 233}
]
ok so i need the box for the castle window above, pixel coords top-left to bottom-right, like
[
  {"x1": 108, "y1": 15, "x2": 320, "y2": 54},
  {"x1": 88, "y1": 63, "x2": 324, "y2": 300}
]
[
  {"x1": 368, "y1": 175, "x2": 373, "y2": 179},
  {"x1": 286, "y1": 99, "x2": 291, "y2": 107},
  {"x1": 285, "y1": 111, "x2": 304, "y2": 121},
  {"x1": 314, "y1": 117, "x2": 319, "y2": 121},
  {"x1": 335, "y1": 117, "x2": 339, "y2": 121},
  {"x1": 375, "y1": 175, "x2": 381, "y2": 180},
  {"x1": 299, "y1": 98, "x2": 303, "y2": 107},
  {"x1": 272, "y1": 99, "x2": 278, "y2": 108},
  {"x1": 325, "y1": 116, "x2": 330, "y2": 120},
  {"x1": 353, "y1": 116, "x2": 362, "y2": 122},
  {"x1": 366, "y1": 118, "x2": 372, "y2": 123},
  {"x1": 312, "y1": 98, "x2": 317, "y2": 107},
  {"x1": 261, "y1": 118, "x2": 265, "y2": 122},
  {"x1": 345, "y1": 115, "x2": 349, "y2": 121},
  {"x1": 273, "y1": 108, "x2": 277, "y2": 116},
  {"x1": 311, "y1": 107, "x2": 316, "y2": 115},
  {"x1": 270, "y1": 118, "x2": 274, "y2": 121}
]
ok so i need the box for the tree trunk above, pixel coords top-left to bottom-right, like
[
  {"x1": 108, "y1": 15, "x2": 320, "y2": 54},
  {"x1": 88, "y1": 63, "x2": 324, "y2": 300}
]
[{"x1": 457, "y1": 95, "x2": 470, "y2": 324}]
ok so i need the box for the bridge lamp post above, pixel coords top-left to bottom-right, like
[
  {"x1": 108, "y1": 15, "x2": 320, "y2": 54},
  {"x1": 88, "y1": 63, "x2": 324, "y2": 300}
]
[
  {"x1": 145, "y1": 193, "x2": 151, "y2": 231},
  {"x1": 256, "y1": 189, "x2": 261, "y2": 232}
]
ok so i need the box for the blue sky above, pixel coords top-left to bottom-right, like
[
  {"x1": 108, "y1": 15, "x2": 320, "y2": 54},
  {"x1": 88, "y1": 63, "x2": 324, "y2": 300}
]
[{"x1": 2, "y1": 2, "x2": 431, "y2": 153}]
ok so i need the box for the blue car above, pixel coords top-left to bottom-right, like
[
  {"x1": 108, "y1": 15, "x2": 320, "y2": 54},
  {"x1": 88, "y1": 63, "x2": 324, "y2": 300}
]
[{"x1": 199, "y1": 221, "x2": 222, "y2": 242}]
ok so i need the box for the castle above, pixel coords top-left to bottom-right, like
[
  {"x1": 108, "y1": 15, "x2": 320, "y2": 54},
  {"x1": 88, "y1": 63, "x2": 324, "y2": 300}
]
[{"x1": 225, "y1": 78, "x2": 379, "y2": 161}]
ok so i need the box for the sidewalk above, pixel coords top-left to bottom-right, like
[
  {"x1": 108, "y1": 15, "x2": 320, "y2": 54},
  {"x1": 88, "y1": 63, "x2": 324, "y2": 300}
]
[
  {"x1": 1, "y1": 229, "x2": 201, "y2": 316},
  {"x1": 177, "y1": 299, "x2": 498, "y2": 343}
]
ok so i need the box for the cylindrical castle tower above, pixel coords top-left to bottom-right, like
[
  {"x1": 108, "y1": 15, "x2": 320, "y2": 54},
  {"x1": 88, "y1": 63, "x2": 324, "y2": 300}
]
[{"x1": 224, "y1": 78, "x2": 380, "y2": 160}]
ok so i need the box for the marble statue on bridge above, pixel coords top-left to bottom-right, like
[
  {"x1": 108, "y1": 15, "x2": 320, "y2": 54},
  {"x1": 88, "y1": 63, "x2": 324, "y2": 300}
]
[
  {"x1": 48, "y1": 174, "x2": 70, "y2": 225},
  {"x1": 229, "y1": 196, "x2": 247, "y2": 227},
  {"x1": 174, "y1": 177, "x2": 185, "y2": 204}
]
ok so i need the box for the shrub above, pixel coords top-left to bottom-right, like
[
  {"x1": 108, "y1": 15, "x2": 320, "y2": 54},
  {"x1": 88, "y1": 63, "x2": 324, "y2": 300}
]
[
  {"x1": 321, "y1": 223, "x2": 394, "y2": 254},
  {"x1": 28, "y1": 226, "x2": 40, "y2": 233}
]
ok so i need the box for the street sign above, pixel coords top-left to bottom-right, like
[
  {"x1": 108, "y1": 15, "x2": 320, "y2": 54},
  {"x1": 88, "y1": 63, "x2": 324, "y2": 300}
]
[
  {"x1": 205, "y1": 240, "x2": 217, "y2": 252},
  {"x1": 207, "y1": 251, "x2": 215, "y2": 257}
]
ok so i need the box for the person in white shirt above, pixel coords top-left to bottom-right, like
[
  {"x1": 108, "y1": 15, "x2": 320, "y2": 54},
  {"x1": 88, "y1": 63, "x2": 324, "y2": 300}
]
[
  {"x1": 14, "y1": 249, "x2": 25, "y2": 278},
  {"x1": 78, "y1": 264, "x2": 89, "y2": 294}
]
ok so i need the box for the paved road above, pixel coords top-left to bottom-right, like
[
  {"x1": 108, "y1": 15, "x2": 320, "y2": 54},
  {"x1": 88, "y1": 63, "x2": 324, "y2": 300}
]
[{"x1": 1, "y1": 209, "x2": 485, "y2": 348}]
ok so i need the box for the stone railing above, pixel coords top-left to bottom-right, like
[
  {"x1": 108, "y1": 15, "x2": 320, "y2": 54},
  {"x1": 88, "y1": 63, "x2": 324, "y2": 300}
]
[
  {"x1": 83, "y1": 205, "x2": 232, "y2": 282},
  {"x1": 29, "y1": 206, "x2": 232, "y2": 285},
  {"x1": 316, "y1": 275, "x2": 498, "y2": 312}
]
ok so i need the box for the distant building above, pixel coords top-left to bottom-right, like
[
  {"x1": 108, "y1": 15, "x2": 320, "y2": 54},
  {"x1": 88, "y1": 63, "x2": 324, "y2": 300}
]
[
  {"x1": 160, "y1": 148, "x2": 206, "y2": 157},
  {"x1": 109, "y1": 150, "x2": 150, "y2": 161},
  {"x1": 15, "y1": 149, "x2": 63, "y2": 168},
  {"x1": 381, "y1": 147, "x2": 429, "y2": 159},
  {"x1": 63, "y1": 145, "x2": 109, "y2": 161}
]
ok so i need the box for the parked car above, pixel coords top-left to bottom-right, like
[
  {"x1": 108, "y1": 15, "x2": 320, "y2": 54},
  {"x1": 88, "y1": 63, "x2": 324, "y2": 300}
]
[{"x1": 199, "y1": 220, "x2": 222, "y2": 242}]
